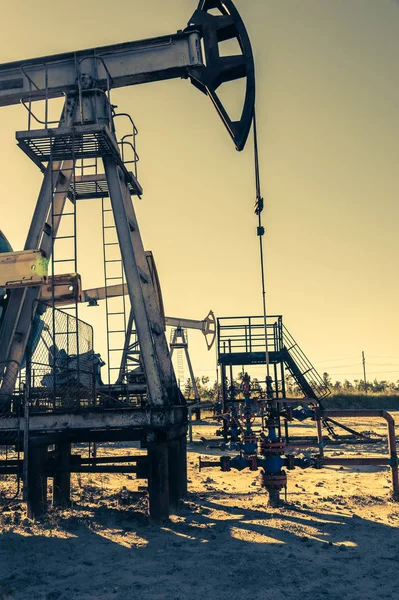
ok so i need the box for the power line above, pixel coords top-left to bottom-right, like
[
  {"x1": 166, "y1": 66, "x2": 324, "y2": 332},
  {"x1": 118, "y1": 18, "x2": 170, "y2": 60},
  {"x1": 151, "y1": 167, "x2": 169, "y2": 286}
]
[
  {"x1": 313, "y1": 356, "x2": 359, "y2": 362},
  {"x1": 316, "y1": 363, "x2": 360, "y2": 369}
]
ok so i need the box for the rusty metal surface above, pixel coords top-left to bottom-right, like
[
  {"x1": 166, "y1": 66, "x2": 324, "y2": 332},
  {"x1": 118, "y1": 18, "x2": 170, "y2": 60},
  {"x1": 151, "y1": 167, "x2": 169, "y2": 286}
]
[{"x1": 0, "y1": 405, "x2": 187, "y2": 435}]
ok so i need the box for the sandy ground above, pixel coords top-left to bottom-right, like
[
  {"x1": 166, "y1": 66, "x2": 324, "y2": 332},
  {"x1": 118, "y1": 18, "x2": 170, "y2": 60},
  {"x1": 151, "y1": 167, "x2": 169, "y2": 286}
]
[{"x1": 0, "y1": 413, "x2": 399, "y2": 600}]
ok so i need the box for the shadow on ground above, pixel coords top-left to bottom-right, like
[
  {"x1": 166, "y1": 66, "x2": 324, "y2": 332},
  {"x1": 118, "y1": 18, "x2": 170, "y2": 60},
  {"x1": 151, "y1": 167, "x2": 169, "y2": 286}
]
[{"x1": 1, "y1": 488, "x2": 398, "y2": 600}]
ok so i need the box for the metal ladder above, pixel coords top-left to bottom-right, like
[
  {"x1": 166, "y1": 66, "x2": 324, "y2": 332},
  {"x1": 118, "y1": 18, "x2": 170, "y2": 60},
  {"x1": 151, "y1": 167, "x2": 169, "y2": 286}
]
[
  {"x1": 117, "y1": 308, "x2": 143, "y2": 385},
  {"x1": 101, "y1": 197, "x2": 127, "y2": 384},
  {"x1": 48, "y1": 150, "x2": 81, "y2": 404},
  {"x1": 176, "y1": 347, "x2": 185, "y2": 388}
]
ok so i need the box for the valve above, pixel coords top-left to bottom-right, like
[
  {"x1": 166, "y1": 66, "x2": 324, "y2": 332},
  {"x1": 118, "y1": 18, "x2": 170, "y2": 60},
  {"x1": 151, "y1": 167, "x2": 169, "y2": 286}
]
[{"x1": 242, "y1": 433, "x2": 257, "y2": 449}]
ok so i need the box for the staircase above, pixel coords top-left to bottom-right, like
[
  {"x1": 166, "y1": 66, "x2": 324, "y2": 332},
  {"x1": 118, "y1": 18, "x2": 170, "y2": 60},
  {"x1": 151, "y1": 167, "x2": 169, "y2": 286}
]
[{"x1": 282, "y1": 325, "x2": 330, "y2": 401}]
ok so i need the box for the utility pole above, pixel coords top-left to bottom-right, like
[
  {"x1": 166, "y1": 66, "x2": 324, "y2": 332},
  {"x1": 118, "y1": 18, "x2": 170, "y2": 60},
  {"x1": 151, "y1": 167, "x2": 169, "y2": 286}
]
[{"x1": 362, "y1": 351, "x2": 367, "y2": 393}]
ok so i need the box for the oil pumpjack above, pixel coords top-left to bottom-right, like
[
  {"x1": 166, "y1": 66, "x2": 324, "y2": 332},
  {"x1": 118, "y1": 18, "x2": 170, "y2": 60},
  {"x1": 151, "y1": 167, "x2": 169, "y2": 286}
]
[
  {"x1": 0, "y1": 1, "x2": 256, "y2": 521},
  {"x1": 168, "y1": 310, "x2": 216, "y2": 418}
]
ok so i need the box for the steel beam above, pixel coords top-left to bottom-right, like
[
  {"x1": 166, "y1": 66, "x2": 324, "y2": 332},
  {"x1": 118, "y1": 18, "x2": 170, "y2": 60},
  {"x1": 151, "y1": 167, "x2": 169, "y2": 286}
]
[
  {"x1": 0, "y1": 97, "x2": 76, "y2": 397},
  {"x1": 166, "y1": 317, "x2": 205, "y2": 331},
  {"x1": 117, "y1": 171, "x2": 181, "y2": 403},
  {"x1": 103, "y1": 157, "x2": 167, "y2": 407},
  {"x1": 0, "y1": 32, "x2": 202, "y2": 107},
  {"x1": 0, "y1": 406, "x2": 187, "y2": 434},
  {"x1": 0, "y1": 162, "x2": 74, "y2": 393}
]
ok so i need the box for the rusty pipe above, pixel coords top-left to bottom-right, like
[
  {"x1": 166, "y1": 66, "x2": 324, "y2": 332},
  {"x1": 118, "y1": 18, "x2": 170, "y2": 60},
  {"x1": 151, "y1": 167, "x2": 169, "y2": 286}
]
[
  {"x1": 322, "y1": 409, "x2": 399, "y2": 498},
  {"x1": 314, "y1": 405, "x2": 324, "y2": 459},
  {"x1": 323, "y1": 457, "x2": 389, "y2": 466}
]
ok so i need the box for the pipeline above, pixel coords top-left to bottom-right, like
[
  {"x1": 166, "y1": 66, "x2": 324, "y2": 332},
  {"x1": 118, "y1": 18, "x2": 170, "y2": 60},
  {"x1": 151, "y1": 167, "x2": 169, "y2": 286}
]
[
  {"x1": 199, "y1": 389, "x2": 399, "y2": 502},
  {"x1": 321, "y1": 409, "x2": 399, "y2": 498}
]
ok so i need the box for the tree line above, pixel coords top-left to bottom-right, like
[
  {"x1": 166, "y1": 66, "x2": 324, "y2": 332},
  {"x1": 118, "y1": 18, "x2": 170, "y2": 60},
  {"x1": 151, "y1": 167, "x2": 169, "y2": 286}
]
[
  {"x1": 183, "y1": 372, "x2": 399, "y2": 400},
  {"x1": 285, "y1": 372, "x2": 399, "y2": 396}
]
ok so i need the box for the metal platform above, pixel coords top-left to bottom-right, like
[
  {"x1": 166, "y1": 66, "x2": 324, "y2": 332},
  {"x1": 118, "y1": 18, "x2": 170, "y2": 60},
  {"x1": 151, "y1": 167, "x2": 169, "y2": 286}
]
[
  {"x1": 73, "y1": 172, "x2": 141, "y2": 199},
  {"x1": 16, "y1": 123, "x2": 143, "y2": 196},
  {"x1": 218, "y1": 350, "x2": 282, "y2": 366},
  {"x1": 217, "y1": 315, "x2": 330, "y2": 401}
]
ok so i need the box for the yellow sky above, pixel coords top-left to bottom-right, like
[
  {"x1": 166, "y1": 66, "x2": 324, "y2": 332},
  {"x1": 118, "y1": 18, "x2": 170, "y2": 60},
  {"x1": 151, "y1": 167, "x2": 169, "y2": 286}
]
[{"x1": 0, "y1": 0, "x2": 398, "y2": 385}]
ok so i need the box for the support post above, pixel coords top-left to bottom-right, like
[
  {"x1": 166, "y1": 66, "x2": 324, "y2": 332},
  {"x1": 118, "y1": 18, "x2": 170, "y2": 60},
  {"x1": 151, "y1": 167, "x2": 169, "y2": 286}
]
[
  {"x1": 103, "y1": 157, "x2": 166, "y2": 407},
  {"x1": 314, "y1": 405, "x2": 324, "y2": 459},
  {"x1": 221, "y1": 364, "x2": 227, "y2": 413},
  {"x1": 178, "y1": 434, "x2": 188, "y2": 498},
  {"x1": 184, "y1": 343, "x2": 201, "y2": 419},
  {"x1": 27, "y1": 444, "x2": 48, "y2": 519},
  {"x1": 147, "y1": 441, "x2": 169, "y2": 522},
  {"x1": 0, "y1": 159, "x2": 74, "y2": 396},
  {"x1": 118, "y1": 178, "x2": 181, "y2": 401},
  {"x1": 0, "y1": 94, "x2": 77, "y2": 392},
  {"x1": 53, "y1": 442, "x2": 71, "y2": 508},
  {"x1": 168, "y1": 439, "x2": 181, "y2": 510}
]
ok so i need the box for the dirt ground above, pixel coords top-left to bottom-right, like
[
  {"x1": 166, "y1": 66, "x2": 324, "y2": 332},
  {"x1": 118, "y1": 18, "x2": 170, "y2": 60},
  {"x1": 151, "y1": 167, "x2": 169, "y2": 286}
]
[{"x1": 0, "y1": 413, "x2": 398, "y2": 600}]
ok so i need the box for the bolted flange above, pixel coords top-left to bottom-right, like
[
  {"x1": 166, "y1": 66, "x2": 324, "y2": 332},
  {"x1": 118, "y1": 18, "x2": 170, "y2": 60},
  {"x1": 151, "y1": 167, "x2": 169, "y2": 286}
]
[
  {"x1": 258, "y1": 438, "x2": 286, "y2": 456},
  {"x1": 259, "y1": 470, "x2": 287, "y2": 490}
]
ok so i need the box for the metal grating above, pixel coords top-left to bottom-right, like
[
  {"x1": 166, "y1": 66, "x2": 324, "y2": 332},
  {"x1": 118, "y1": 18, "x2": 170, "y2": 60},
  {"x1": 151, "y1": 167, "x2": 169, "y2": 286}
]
[
  {"x1": 17, "y1": 124, "x2": 118, "y2": 162},
  {"x1": 71, "y1": 174, "x2": 139, "y2": 200},
  {"x1": 16, "y1": 124, "x2": 143, "y2": 196}
]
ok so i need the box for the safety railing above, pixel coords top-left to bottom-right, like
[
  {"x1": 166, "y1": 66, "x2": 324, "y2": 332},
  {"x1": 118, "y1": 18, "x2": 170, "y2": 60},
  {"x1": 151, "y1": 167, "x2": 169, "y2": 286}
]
[
  {"x1": 282, "y1": 325, "x2": 330, "y2": 400},
  {"x1": 18, "y1": 58, "x2": 140, "y2": 194},
  {"x1": 20, "y1": 62, "x2": 62, "y2": 130},
  {"x1": 19, "y1": 55, "x2": 114, "y2": 130},
  {"x1": 114, "y1": 113, "x2": 140, "y2": 179},
  {"x1": 217, "y1": 315, "x2": 283, "y2": 357}
]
